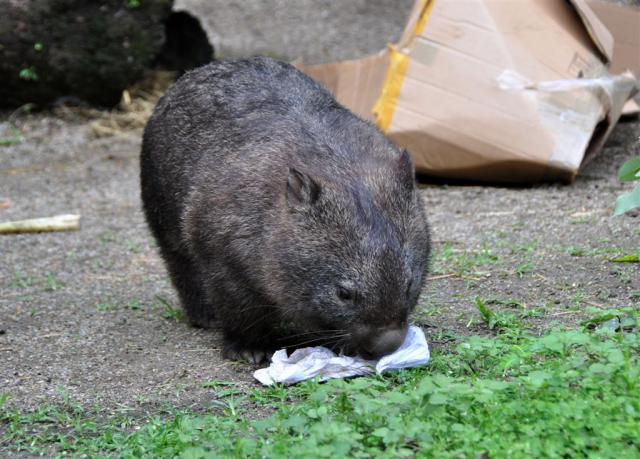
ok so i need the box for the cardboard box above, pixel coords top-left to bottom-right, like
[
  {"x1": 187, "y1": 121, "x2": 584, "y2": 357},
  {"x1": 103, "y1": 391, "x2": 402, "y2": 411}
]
[
  {"x1": 586, "y1": 0, "x2": 640, "y2": 76},
  {"x1": 298, "y1": 0, "x2": 639, "y2": 183},
  {"x1": 586, "y1": 0, "x2": 640, "y2": 115}
]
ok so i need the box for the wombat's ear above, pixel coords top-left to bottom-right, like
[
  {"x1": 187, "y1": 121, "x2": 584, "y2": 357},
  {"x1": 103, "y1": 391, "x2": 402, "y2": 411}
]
[
  {"x1": 398, "y1": 149, "x2": 416, "y2": 191},
  {"x1": 287, "y1": 167, "x2": 321, "y2": 207}
]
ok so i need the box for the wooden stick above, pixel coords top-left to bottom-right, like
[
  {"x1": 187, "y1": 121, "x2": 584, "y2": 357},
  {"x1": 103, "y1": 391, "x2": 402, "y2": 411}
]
[
  {"x1": 0, "y1": 214, "x2": 80, "y2": 234},
  {"x1": 426, "y1": 273, "x2": 456, "y2": 281}
]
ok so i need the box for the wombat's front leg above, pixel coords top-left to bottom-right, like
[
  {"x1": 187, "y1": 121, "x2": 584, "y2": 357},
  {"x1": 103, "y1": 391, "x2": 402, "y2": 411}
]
[
  {"x1": 222, "y1": 340, "x2": 273, "y2": 364},
  {"x1": 161, "y1": 249, "x2": 216, "y2": 328},
  {"x1": 216, "y1": 291, "x2": 280, "y2": 364}
]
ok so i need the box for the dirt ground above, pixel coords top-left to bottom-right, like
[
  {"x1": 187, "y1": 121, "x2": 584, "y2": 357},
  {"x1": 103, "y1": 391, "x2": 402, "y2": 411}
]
[{"x1": 1, "y1": 107, "x2": 638, "y2": 418}]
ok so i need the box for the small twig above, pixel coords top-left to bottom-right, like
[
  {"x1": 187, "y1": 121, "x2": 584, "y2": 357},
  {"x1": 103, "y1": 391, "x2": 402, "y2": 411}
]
[
  {"x1": 426, "y1": 273, "x2": 456, "y2": 281},
  {"x1": 0, "y1": 347, "x2": 13, "y2": 352},
  {"x1": 478, "y1": 211, "x2": 515, "y2": 216},
  {"x1": 0, "y1": 214, "x2": 80, "y2": 234},
  {"x1": 584, "y1": 301, "x2": 606, "y2": 309},
  {"x1": 569, "y1": 209, "x2": 606, "y2": 218},
  {"x1": 37, "y1": 333, "x2": 63, "y2": 339},
  {"x1": 461, "y1": 275, "x2": 483, "y2": 282},
  {"x1": 549, "y1": 311, "x2": 578, "y2": 316}
]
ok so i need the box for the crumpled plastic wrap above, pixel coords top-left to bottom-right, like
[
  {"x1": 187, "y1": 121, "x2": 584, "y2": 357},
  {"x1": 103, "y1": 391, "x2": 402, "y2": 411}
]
[{"x1": 253, "y1": 325, "x2": 430, "y2": 386}]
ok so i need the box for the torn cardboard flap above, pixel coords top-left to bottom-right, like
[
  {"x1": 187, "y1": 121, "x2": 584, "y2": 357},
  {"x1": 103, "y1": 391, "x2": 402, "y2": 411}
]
[
  {"x1": 586, "y1": 0, "x2": 640, "y2": 116},
  {"x1": 298, "y1": 0, "x2": 639, "y2": 183},
  {"x1": 300, "y1": 50, "x2": 389, "y2": 122},
  {"x1": 568, "y1": 0, "x2": 614, "y2": 64},
  {"x1": 586, "y1": 0, "x2": 640, "y2": 76}
]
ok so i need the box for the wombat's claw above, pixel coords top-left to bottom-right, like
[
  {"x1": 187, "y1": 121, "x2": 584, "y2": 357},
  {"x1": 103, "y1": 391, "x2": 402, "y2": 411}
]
[{"x1": 223, "y1": 344, "x2": 271, "y2": 364}]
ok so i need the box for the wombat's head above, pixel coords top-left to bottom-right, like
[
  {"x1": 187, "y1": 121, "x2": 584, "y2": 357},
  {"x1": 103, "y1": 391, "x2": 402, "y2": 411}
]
[{"x1": 270, "y1": 149, "x2": 430, "y2": 359}]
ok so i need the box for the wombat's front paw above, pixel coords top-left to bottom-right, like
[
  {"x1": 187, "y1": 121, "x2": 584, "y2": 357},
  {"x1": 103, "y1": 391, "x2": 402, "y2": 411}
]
[{"x1": 223, "y1": 342, "x2": 272, "y2": 364}]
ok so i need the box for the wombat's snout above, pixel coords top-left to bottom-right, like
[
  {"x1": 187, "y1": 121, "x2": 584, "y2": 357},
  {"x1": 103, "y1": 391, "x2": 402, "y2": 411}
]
[{"x1": 354, "y1": 325, "x2": 408, "y2": 360}]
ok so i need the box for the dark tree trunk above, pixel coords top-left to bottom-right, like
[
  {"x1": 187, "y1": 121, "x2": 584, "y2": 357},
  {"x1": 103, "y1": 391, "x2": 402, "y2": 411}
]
[{"x1": 0, "y1": 0, "x2": 173, "y2": 108}]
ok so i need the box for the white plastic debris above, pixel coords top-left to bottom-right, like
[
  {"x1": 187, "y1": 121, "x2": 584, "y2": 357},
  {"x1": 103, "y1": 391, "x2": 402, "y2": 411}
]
[
  {"x1": 253, "y1": 325, "x2": 430, "y2": 386},
  {"x1": 497, "y1": 69, "x2": 639, "y2": 95}
]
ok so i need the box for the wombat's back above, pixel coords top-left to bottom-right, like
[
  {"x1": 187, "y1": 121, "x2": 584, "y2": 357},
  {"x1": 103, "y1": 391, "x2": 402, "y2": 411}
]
[
  {"x1": 141, "y1": 57, "x2": 325, "y2": 248},
  {"x1": 141, "y1": 57, "x2": 397, "y2": 250}
]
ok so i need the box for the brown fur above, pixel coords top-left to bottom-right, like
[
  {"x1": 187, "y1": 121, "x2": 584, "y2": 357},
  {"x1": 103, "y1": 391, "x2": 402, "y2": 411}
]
[{"x1": 140, "y1": 57, "x2": 430, "y2": 362}]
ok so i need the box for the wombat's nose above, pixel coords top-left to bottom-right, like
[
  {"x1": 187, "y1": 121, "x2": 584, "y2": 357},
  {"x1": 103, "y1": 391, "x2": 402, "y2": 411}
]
[{"x1": 356, "y1": 326, "x2": 408, "y2": 360}]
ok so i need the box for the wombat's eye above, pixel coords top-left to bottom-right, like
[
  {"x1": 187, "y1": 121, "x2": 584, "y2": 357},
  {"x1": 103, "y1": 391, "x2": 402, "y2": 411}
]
[{"x1": 337, "y1": 285, "x2": 356, "y2": 303}]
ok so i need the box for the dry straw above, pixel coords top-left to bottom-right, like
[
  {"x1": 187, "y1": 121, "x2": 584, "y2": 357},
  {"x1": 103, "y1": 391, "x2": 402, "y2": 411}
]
[{"x1": 53, "y1": 70, "x2": 176, "y2": 137}]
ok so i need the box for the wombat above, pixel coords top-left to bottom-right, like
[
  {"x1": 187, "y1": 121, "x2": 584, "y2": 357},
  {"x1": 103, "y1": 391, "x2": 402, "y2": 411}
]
[{"x1": 140, "y1": 57, "x2": 430, "y2": 363}]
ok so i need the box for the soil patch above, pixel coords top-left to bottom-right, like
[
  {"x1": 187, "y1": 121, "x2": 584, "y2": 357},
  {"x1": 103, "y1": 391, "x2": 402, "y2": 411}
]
[{"x1": 1, "y1": 112, "x2": 638, "y2": 414}]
